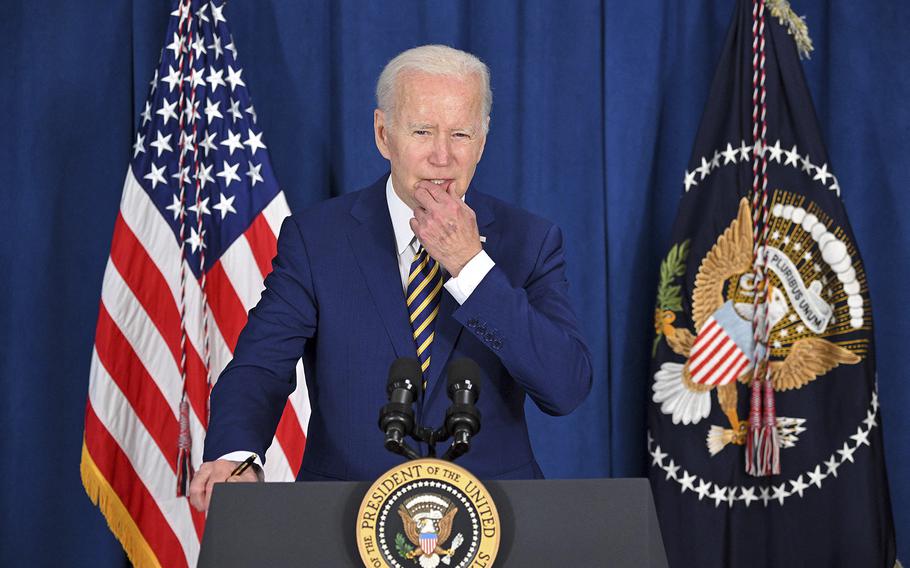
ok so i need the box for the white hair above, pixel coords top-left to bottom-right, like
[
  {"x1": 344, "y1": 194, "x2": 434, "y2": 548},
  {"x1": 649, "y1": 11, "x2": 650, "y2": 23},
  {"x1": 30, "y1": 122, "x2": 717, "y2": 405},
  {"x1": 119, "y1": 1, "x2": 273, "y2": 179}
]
[{"x1": 376, "y1": 44, "x2": 492, "y2": 133}]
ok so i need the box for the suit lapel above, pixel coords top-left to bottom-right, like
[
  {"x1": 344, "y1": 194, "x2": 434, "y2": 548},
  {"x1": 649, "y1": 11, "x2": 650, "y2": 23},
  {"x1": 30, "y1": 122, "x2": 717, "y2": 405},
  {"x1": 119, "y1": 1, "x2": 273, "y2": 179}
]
[
  {"x1": 424, "y1": 191, "x2": 497, "y2": 404},
  {"x1": 347, "y1": 179, "x2": 416, "y2": 361}
]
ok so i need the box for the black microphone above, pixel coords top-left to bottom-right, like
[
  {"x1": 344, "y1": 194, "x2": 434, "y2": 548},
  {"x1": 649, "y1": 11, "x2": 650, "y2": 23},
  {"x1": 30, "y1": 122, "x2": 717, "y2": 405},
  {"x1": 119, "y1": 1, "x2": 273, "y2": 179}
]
[
  {"x1": 378, "y1": 357, "x2": 422, "y2": 460},
  {"x1": 442, "y1": 358, "x2": 482, "y2": 461}
]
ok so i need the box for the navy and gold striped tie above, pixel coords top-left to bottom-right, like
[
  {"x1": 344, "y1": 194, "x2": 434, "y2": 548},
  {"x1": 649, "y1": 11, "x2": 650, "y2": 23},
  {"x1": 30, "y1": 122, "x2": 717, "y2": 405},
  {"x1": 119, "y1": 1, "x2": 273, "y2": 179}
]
[{"x1": 406, "y1": 246, "x2": 443, "y2": 385}]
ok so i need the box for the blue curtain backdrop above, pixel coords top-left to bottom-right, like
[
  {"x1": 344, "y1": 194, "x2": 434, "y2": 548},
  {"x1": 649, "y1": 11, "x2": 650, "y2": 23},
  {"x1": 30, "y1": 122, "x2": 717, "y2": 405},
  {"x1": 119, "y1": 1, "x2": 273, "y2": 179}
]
[{"x1": 0, "y1": 1, "x2": 906, "y2": 565}]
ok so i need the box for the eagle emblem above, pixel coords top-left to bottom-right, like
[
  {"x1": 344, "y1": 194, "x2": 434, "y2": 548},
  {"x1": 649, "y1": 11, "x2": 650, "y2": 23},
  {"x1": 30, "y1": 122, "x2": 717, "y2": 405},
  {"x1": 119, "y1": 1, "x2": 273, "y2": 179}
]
[
  {"x1": 397, "y1": 494, "x2": 464, "y2": 568},
  {"x1": 653, "y1": 194, "x2": 867, "y2": 455}
]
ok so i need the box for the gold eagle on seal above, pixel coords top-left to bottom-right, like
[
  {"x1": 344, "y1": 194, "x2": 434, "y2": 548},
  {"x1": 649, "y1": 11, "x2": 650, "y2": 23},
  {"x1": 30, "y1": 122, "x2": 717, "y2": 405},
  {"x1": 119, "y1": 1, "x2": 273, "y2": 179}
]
[{"x1": 653, "y1": 196, "x2": 864, "y2": 455}]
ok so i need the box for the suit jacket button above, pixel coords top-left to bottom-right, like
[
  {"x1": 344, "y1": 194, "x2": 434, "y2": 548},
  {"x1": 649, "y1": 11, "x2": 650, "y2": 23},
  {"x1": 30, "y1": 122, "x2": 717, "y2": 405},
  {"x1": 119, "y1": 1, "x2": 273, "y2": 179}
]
[
  {"x1": 491, "y1": 339, "x2": 503, "y2": 350},
  {"x1": 467, "y1": 318, "x2": 478, "y2": 328}
]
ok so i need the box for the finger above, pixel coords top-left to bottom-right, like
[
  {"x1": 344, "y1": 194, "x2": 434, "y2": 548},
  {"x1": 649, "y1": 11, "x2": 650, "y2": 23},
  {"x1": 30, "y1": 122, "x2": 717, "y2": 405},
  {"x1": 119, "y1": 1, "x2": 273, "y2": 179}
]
[
  {"x1": 413, "y1": 185, "x2": 437, "y2": 210},
  {"x1": 204, "y1": 473, "x2": 221, "y2": 511},
  {"x1": 412, "y1": 206, "x2": 430, "y2": 224},
  {"x1": 409, "y1": 217, "x2": 424, "y2": 240},
  {"x1": 188, "y1": 467, "x2": 210, "y2": 511},
  {"x1": 421, "y1": 181, "x2": 447, "y2": 202}
]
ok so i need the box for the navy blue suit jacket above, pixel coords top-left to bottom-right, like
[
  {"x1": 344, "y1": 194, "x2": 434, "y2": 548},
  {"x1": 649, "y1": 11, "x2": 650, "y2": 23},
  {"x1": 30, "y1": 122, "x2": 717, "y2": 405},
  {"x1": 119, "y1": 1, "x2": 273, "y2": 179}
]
[{"x1": 204, "y1": 175, "x2": 593, "y2": 481}]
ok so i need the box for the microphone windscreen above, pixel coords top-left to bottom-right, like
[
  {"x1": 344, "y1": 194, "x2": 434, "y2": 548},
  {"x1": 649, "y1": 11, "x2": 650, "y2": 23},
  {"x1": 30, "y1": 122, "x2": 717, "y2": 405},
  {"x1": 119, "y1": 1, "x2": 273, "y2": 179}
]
[
  {"x1": 387, "y1": 357, "x2": 422, "y2": 395},
  {"x1": 446, "y1": 358, "x2": 481, "y2": 397}
]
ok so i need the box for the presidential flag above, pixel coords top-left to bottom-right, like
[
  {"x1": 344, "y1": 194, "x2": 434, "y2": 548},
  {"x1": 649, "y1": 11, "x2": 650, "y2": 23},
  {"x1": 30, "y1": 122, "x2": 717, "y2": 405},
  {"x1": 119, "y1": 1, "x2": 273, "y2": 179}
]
[
  {"x1": 81, "y1": 1, "x2": 310, "y2": 566},
  {"x1": 648, "y1": 1, "x2": 896, "y2": 566}
]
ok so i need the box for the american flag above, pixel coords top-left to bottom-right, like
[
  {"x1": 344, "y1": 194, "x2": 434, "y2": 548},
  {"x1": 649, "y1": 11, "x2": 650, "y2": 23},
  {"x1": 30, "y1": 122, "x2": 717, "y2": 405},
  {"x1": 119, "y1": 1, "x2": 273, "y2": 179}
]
[{"x1": 80, "y1": 1, "x2": 309, "y2": 566}]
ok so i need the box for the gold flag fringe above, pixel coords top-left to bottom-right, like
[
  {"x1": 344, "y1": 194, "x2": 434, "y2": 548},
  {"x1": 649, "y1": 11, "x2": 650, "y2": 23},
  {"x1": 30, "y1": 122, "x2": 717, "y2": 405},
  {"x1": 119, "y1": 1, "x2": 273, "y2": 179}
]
[
  {"x1": 80, "y1": 440, "x2": 162, "y2": 568},
  {"x1": 766, "y1": 0, "x2": 814, "y2": 59}
]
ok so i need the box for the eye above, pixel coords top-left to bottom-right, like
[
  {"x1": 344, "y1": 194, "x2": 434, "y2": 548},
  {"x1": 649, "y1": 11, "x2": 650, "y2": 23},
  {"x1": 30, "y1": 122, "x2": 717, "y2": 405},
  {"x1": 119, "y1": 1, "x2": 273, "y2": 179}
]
[
  {"x1": 413, "y1": 130, "x2": 430, "y2": 136},
  {"x1": 452, "y1": 132, "x2": 471, "y2": 139}
]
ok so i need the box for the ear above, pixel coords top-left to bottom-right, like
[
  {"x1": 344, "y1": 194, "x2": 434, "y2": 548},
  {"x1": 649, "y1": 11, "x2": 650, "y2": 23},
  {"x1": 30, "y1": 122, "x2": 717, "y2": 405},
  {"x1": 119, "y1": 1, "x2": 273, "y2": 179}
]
[
  {"x1": 374, "y1": 109, "x2": 392, "y2": 160},
  {"x1": 475, "y1": 116, "x2": 490, "y2": 162}
]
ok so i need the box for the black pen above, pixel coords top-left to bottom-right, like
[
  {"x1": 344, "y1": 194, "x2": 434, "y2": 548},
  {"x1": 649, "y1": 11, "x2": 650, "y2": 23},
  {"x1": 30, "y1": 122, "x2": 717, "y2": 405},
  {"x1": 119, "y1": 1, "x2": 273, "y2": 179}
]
[{"x1": 229, "y1": 454, "x2": 256, "y2": 478}]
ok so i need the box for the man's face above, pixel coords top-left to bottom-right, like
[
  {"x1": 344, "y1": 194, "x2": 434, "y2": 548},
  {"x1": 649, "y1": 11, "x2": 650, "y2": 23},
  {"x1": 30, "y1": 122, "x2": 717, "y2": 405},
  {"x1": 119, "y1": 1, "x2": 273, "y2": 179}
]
[{"x1": 374, "y1": 71, "x2": 488, "y2": 210}]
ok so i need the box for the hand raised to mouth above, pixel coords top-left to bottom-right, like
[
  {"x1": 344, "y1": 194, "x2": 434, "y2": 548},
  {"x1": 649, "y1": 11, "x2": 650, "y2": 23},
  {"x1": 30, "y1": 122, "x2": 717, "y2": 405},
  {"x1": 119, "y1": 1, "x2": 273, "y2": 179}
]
[{"x1": 410, "y1": 180, "x2": 482, "y2": 277}]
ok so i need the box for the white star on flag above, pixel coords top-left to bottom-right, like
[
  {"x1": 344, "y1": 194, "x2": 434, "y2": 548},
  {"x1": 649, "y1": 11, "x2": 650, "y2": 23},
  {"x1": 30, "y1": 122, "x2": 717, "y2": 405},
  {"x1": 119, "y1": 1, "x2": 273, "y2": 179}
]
[
  {"x1": 722, "y1": 142, "x2": 738, "y2": 164},
  {"x1": 171, "y1": 165, "x2": 190, "y2": 186},
  {"x1": 191, "y1": 35, "x2": 206, "y2": 58},
  {"x1": 246, "y1": 161, "x2": 263, "y2": 186},
  {"x1": 195, "y1": 2, "x2": 209, "y2": 22},
  {"x1": 784, "y1": 144, "x2": 800, "y2": 166},
  {"x1": 813, "y1": 163, "x2": 832, "y2": 184},
  {"x1": 216, "y1": 160, "x2": 241, "y2": 187},
  {"x1": 208, "y1": 33, "x2": 223, "y2": 59},
  {"x1": 226, "y1": 65, "x2": 246, "y2": 91},
  {"x1": 196, "y1": 163, "x2": 215, "y2": 190},
  {"x1": 199, "y1": 131, "x2": 218, "y2": 155},
  {"x1": 211, "y1": 2, "x2": 227, "y2": 24},
  {"x1": 228, "y1": 99, "x2": 243, "y2": 122},
  {"x1": 767, "y1": 139, "x2": 783, "y2": 162},
  {"x1": 150, "y1": 130, "x2": 173, "y2": 157},
  {"x1": 133, "y1": 133, "x2": 145, "y2": 158},
  {"x1": 188, "y1": 197, "x2": 211, "y2": 216},
  {"x1": 221, "y1": 130, "x2": 243, "y2": 155},
  {"x1": 156, "y1": 99, "x2": 179, "y2": 125},
  {"x1": 162, "y1": 64, "x2": 182, "y2": 92},
  {"x1": 679, "y1": 471, "x2": 696, "y2": 493},
  {"x1": 684, "y1": 170, "x2": 698, "y2": 191},
  {"x1": 186, "y1": 67, "x2": 206, "y2": 90},
  {"x1": 213, "y1": 192, "x2": 237, "y2": 218},
  {"x1": 144, "y1": 163, "x2": 167, "y2": 189},
  {"x1": 165, "y1": 194, "x2": 183, "y2": 220},
  {"x1": 206, "y1": 67, "x2": 225, "y2": 91},
  {"x1": 807, "y1": 465, "x2": 826, "y2": 488},
  {"x1": 183, "y1": 99, "x2": 200, "y2": 124},
  {"x1": 737, "y1": 140, "x2": 751, "y2": 161},
  {"x1": 244, "y1": 129, "x2": 266, "y2": 153},
  {"x1": 166, "y1": 32, "x2": 182, "y2": 58},
  {"x1": 205, "y1": 98, "x2": 223, "y2": 122},
  {"x1": 789, "y1": 475, "x2": 809, "y2": 498},
  {"x1": 186, "y1": 226, "x2": 206, "y2": 253},
  {"x1": 738, "y1": 486, "x2": 758, "y2": 507}
]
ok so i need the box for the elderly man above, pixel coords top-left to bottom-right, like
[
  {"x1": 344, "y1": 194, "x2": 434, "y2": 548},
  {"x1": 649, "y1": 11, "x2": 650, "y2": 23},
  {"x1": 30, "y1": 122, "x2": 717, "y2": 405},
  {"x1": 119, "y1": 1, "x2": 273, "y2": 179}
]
[{"x1": 190, "y1": 45, "x2": 592, "y2": 511}]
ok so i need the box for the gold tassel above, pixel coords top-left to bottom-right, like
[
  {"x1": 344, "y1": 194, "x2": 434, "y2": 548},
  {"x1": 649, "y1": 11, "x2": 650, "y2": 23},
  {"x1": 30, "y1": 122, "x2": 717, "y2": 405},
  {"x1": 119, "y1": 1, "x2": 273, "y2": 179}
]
[
  {"x1": 766, "y1": 0, "x2": 815, "y2": 59},
  {"x1": 80, "y1": 441, "x2": 162, "y2": 568}
]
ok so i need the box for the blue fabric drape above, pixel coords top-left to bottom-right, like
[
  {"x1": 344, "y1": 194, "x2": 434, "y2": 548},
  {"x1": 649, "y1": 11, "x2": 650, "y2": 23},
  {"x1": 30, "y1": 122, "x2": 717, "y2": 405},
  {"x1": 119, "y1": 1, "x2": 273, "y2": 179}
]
[{"x1": 0, "y1": 1, "x2": 906, "y2": 565}]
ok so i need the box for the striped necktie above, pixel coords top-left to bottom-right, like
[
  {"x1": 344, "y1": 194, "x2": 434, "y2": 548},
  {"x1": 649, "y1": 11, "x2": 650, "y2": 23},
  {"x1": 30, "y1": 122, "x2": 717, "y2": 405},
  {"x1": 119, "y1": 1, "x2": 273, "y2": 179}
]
[{"x1": 406, "y1": 245, "x2": 443, "y2": 383}]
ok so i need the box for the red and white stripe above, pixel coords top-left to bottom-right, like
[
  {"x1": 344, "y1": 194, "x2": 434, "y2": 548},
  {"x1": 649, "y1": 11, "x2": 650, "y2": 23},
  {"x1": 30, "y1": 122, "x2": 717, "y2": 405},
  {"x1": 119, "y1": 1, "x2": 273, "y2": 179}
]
[
  {"x1": 84, "y1": 168, "x2": 309, "y2": 567},
  {"x1": 689, "y1": 318, "x2": 751, "y2": 387}
]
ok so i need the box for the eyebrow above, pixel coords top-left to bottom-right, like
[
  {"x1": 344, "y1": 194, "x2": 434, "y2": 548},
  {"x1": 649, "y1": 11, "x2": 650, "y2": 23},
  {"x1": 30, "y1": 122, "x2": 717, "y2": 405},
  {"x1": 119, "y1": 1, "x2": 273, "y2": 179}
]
[{"x1": 406, "y1": 122, "x2": 478, "y2": 134}]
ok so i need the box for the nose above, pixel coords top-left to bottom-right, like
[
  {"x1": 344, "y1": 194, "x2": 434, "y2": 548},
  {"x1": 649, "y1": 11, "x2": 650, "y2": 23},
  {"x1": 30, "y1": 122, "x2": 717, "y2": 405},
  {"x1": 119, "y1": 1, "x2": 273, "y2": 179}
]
[{"x1": 428, "y1": 134, "x2": 451, "y2": 166}]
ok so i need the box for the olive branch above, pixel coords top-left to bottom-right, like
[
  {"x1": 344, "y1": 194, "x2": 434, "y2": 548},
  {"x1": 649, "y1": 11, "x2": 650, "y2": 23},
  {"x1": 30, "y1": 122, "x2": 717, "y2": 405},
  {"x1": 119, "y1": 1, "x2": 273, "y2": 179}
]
[
  {"x1": 653, "y1": 239, "x2": 690, "y2": 356},
  {"x1": 395, "y1": 532, "x2": 415, "y2": 559}
]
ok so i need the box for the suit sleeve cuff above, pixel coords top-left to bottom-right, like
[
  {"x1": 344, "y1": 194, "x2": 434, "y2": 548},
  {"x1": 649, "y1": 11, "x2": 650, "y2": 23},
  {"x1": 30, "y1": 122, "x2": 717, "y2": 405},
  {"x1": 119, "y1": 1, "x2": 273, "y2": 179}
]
[
  {"x1": 444, "y1": 250, "x2": 495, "y2": 305},
  {"x1": 217, "y1": 451, "x2": 265, "y2": 480}
]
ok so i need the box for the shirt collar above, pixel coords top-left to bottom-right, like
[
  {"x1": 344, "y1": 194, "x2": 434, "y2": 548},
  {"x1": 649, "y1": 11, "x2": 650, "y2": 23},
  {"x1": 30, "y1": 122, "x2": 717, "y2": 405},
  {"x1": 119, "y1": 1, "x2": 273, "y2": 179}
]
[{"x1": 386, "y1": 176, "x2": 418, "y2": 257}]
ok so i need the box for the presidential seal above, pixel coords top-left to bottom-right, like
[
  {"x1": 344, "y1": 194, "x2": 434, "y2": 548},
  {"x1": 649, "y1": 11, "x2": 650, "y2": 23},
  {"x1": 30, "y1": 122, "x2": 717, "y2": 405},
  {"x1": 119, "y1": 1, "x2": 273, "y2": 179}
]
[
  {"x1": 652, "y1": 191, "x2": 869, "y2": 457},
  {"x1": 356, "y1": 459, "x2": 499, "y2": 568}
]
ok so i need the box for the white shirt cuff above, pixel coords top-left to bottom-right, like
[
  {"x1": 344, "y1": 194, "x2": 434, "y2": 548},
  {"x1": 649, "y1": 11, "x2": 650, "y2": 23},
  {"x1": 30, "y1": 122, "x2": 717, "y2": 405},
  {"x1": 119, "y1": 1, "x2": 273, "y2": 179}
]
[
  {"x1": 217, "y1": 451, "x2": 265, "y2": 480},
  {"x1": 444, "y1": 250, "x2": 495, "y2": 304}
]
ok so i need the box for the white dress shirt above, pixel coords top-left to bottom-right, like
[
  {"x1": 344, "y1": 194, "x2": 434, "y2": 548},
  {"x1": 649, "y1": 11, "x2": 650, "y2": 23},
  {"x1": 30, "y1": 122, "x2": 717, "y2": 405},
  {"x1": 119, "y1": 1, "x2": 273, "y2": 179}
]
[{"x1": 217, "y1": 177, "x2": 495, "y2": 473}]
